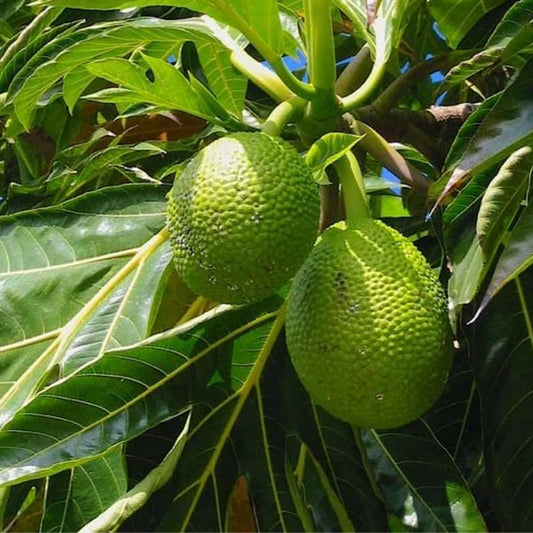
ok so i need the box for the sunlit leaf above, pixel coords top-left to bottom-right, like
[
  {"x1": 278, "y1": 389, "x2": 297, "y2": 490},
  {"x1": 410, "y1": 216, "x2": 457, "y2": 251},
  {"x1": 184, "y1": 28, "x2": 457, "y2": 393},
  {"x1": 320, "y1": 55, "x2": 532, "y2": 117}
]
[
  {"x1": 447, "y1": 222, "x2": 485, "y2": 312},
  {"x1": 0, "y1": 7, "x2": 63, "y2": 93},
  {"x1": 0, "y1": 185, "x2": 169, "y2": 425},
  {"x1": 9, "y1": 18, "x2": 233, "y2": 129},
  {"x1": 195, "y1": 41, "x2": 247, "y2": 117},
  {"x1": 0, "y1": 300, "x2": 282, "y2": 487},
  {"x1": 333, "y1": 0, "x2": 412, "y2": 63},
  {"x1": 305, "y1": 132, "x2": 363, "y2": 183},
  {"x1": 87, "y1": 56, "x2": 216, "y2": 120},
  {"x1": 33, "y1": 0, "x2": 286, "y2": 54}
]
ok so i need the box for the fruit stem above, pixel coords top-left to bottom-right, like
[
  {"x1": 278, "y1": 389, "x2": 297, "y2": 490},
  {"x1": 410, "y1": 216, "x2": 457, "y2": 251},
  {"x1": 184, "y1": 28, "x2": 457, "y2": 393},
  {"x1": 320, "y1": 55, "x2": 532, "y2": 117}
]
[
  {"x1": 176, "y1": 296, "x2": 208, "y2": 326},
  {"x1": 334, "y1": 151, "x2": 369, "y2": 224},
  {"x1": 262, "y1": 97, "x2": 306, "y2": 136}
]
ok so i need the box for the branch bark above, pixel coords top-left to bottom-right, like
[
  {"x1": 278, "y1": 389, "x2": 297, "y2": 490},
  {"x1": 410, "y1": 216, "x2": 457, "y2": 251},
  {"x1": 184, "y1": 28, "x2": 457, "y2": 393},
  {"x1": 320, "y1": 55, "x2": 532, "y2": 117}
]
[{"x1": 348, "y1": 103, "x2": 477, "y2": 168}]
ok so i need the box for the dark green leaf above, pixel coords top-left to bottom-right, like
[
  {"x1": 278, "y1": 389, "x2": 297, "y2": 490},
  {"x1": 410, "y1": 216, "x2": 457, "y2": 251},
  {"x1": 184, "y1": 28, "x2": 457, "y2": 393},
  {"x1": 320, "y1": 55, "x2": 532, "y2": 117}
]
[
  {"x1": 427, "y1": 0, "x2": 509, "y2": 48},
  {"x1": 442, "y1": 48, "x2": 501, "y2": 91},
  {"x1": 60, "y1": 143, "x2": 166, "y2": 200},
  {"x1": 156, "y1": 305, "x2": 285, "y2": 531},
  {"x1": 476, "y1": 146, "x2": 532, "y2": 262},
  {"x1": 0, "y1": 299, "x2": 281, "y2": 487},
  {"x1": 41, "y1": 447, "x2": 127, "y2": 532},
  {"x1": 487, "y1": 0, "x2": 533, "y2": 59},
  {"x1": 442, "y1": 167, "x2": 495, "y2": 233},
  {"x1": 476, "y1": 201, "x2": 533, "y2": 315},
  {"x1": 79, "y1": 417, "x2": 190, "y2": 533},
  {"x1": 0, "y1": 0, "x2": 25, "y2": 20},
  {"x1": 273, "y1": 336, "x2": 389, "y2": 532},
  {"x1": 471, "y1": 268, "x2": 533, "y2": 531},
  {"x1": 438, "y1": 59, "x2": 533, "y2": 203},
  {"x1": 441, "y1": 0, "x2": 533, "y2": 89},
  {"x1": 360, "y1": 420, "x2": 487, "y2": 532}
]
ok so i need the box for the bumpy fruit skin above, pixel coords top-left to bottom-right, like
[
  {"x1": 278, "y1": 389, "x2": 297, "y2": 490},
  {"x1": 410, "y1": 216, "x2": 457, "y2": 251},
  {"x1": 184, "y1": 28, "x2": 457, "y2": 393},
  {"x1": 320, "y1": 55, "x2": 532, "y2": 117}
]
[
  {"x1": 167, "y1": 132, "x2": 320, "y2": 304},
  {"x1": 286, "y1": 219, "x2": 453, "y2": 429}
]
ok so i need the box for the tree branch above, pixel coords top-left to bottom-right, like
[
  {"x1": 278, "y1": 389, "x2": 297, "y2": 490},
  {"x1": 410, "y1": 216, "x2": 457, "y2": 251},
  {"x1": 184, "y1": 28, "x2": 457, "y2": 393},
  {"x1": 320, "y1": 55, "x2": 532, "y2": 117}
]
[
  {"x1": 371, "y1": 52, "x2": 472, "y2": 113},
  {"x1": 350, "y1": 103, "x2": 477, "y2": 168}
]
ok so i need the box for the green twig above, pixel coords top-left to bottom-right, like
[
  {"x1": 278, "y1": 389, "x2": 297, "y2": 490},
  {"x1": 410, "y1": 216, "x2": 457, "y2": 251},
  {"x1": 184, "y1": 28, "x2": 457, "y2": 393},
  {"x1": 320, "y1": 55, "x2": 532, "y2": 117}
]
[
  {"x1": 0, "y1": 486, "x2": 9, "y2": 529},
  {"x1": 342, "y1": 115, "x2": 429, "y2": 199},
  {"x1": 516, "y1": 277, "x2": 533, "y2": 351}
]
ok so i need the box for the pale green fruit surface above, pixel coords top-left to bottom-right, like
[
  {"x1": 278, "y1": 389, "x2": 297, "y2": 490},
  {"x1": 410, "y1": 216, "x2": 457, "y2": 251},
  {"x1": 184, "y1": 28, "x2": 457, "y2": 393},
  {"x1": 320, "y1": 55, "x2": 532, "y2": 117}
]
[
  {"x1": 167, "y1": 132, "x2": 320, "y2": 304},
  {"x1": 286, "y1": 219, "x2": 453, "y2": 429}
]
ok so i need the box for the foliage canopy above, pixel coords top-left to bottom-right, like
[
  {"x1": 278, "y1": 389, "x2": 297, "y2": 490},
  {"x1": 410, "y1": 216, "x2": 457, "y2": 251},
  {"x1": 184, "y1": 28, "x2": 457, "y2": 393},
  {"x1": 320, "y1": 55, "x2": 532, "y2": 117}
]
[{"x1": 0, "y1": 0, "x2": 531, "y2": 531}]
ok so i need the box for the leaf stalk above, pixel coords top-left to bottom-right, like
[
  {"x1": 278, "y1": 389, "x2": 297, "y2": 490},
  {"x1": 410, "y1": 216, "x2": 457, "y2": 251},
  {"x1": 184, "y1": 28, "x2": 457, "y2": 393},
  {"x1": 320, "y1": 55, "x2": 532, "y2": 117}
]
[
  {"x1": 305, "y1": 0, "x2": 338, "y2": 120},
  {"x1": 262, "y1": 97, "x2": 306, "y2": 136}
]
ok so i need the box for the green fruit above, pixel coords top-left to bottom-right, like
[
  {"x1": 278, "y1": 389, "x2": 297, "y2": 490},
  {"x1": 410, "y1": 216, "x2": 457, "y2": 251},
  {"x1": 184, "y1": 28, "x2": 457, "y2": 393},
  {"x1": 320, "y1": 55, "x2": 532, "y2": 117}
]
[
  {"x1": 286, "y1": 219, "x2": 453, "y2": 429},
  {"x1": 167, "y1": 132, "x2": 320, "y2": 304}
]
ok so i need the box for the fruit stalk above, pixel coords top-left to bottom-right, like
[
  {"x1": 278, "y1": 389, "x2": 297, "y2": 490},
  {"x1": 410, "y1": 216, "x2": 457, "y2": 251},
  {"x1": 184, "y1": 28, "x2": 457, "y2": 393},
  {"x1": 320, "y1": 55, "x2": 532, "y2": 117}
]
[{"x1": 334, "y1": 151, "x2": 369, "y2": 223}]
